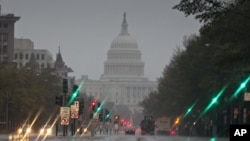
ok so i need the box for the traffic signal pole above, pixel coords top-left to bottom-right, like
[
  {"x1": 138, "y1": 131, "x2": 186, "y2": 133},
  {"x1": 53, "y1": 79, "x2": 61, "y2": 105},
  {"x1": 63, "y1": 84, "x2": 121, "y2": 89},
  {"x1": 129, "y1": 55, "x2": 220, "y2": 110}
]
[{"x1": 63, "y1": 78, "x2": 68, "y2": 136}]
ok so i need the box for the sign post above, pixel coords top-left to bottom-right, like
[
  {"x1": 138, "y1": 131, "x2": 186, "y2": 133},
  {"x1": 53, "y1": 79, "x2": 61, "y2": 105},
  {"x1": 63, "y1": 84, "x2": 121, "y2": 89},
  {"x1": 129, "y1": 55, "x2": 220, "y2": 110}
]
[
  {"x1": 60, "y1": 107, "x2": 70, "y2": 136},
  {"x1": 70, "y1": 104, "x2": 79, "y2": 136},
  {"x1": 60, "y1": 107, "x2": 70, "y2": 125}
]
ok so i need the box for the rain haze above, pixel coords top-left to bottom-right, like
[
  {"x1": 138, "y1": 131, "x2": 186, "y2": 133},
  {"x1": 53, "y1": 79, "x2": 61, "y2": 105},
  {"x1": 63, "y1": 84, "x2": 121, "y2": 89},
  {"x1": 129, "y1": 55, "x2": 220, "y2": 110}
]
[{"x1": 1, "y1": 0, "x2": 201, "y2": 81}]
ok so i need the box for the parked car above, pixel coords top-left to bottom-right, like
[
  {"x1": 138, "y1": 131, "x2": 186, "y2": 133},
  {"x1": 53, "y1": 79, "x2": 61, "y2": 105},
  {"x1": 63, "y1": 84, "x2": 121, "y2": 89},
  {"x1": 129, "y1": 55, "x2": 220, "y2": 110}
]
[{"x1": 125, "y1": 126, "x2": 136, "y2": 135}]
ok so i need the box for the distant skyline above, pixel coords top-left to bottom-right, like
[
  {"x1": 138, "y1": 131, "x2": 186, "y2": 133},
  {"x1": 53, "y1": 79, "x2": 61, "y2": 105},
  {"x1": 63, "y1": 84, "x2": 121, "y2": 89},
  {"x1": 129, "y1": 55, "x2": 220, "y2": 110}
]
[{"x1": 1, "y1": 0, "x2": 201, "y2": 81}]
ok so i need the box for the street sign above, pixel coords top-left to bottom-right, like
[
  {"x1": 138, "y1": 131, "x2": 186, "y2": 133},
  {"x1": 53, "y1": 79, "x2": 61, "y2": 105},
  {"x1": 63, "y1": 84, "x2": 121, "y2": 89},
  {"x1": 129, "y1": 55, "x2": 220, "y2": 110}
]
[
  {"x1": 93, "y1": 113, "x2": 99, "y2": 119},
  {"x1": 60, "y1": 107, "x2": 70, "y2": 117},
  {"x1": 61, "y1": 116, "x2": 69, "y2": 125},
  {"x1": 244, "y1": 92, "x2": 250, "y2": 101},
  {"x1": 70, "y1": 105, "x2": 79, "y2": 119}
]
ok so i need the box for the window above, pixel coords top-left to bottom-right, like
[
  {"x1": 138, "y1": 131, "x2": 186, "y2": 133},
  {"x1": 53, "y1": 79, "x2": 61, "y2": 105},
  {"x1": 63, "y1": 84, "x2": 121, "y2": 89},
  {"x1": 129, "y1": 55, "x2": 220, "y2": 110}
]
[
  {"x1": 15, "y1": 54, "x2": 18, "y2": 59},
  {"x1": 19, "y1": 53, "x2": 23, "y2": 60},
  {"x1": 25, "y1": 54, "x2": 29, "y2": 60},
  {"x1": 2, "y1": 56, "x2": 8, "y2": 63},
  {"x1": 0, "y1": 33, "x2": 8, "y2": 42},
  {"x1": 2, "y1": 45, "x2": 7, "y2": 53},
  {"x1": 41, "y1": 54, "x2": 45, "y2": 60},
  {"x1": 0, "y1": 23, "x2": 8, "y2": 28},
  {"x1": 36, "y1": 54, "x2": 39, "y2": 60},
  {"x1": 2, "y1": 33, "x2": 8, "y2": 41},
  {"x1": 3, "y1": 23, "x2": 8, "y2": 28}
]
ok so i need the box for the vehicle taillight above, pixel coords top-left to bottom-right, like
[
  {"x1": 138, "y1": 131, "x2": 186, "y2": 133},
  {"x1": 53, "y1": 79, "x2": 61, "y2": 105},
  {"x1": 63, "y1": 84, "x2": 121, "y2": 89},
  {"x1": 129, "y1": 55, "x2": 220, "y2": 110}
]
[{"x1": 170, "y1": 130, "x2": 175, "y2": 135}]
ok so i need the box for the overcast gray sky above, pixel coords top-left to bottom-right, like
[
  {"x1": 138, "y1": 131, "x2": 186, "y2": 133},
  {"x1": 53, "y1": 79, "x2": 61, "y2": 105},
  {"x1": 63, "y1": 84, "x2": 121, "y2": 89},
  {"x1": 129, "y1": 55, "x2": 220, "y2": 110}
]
[{"x1": 1, "y1": 0, "x2": 201, "y2": 81}]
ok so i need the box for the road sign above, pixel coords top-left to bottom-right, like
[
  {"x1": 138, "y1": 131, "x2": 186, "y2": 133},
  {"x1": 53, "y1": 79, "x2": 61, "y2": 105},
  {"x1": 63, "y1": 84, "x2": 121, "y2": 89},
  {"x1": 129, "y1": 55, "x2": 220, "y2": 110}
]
[
  {"x1": 61, "y1": 116, "x2": 69, "y2": 125},
  {"x1": 71, "y1": 111, "x2": 78, "y2": 119},
  {"x1": 244, "y1": 92, "x2": 250, "y2": 101},
  {"x1": 70, "y1": 105, "x2": 79, "y2": 119},
  {"x1": 93, "y1": 113, "x2": 99, "y2": 119},
  {"x1": 60, "y1": 107, "x2": 70, "y2": 117}
]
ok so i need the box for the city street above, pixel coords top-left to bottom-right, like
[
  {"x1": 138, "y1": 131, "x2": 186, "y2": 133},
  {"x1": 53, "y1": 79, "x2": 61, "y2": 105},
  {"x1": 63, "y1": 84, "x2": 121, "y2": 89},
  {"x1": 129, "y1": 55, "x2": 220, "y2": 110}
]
[{"x1": 0, "y1": 132, "x2": 229, "y2": 141}]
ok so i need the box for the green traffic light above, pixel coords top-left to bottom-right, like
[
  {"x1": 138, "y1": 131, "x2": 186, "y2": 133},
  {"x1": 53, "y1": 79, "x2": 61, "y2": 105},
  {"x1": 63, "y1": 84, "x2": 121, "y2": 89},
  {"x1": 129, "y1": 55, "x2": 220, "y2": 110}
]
[
  {"x1": 231, "y1": 75, "x2": 250, "y2": 99},
  {"x1": 211, "y1": 97, "x2": 217, "y2": 104},
  {"x1": 67, "y1": 80, "x2": 85, "y2": 106},
  {"x1": 199, "y1": 86, "x2": 227, "y2": 118},
  {"x1": 183, "y1": 100, "x2": 198, "y2": 118},
  {"x1": 106, "y1": 114, "x2": 110, "y2": 118},
  {"x1": 97, "y1": 107, "x2": 101, "y2": 112}
]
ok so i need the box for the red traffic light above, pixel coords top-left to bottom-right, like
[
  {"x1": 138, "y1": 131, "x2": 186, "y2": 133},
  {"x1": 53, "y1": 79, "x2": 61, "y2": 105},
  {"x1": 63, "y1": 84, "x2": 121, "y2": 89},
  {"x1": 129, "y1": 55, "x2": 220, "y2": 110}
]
[
  {"x1": 91, "y1": 101, "x2": 96, "y2": 111},
  {"x1": 91, "y1": 102, "x2": 96, "y2": 106}
]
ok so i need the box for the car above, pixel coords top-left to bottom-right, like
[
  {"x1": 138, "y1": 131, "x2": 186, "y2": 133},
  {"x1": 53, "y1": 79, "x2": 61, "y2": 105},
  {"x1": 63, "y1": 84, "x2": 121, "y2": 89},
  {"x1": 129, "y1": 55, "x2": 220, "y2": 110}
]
[
  {"x1": 18, "y1": 124, "x2": 32, "y2": 135},
  {"x1": 76, "y1": 126, "x2": 88, "y2": 135},
  {"x1": 39, "y1": 125, "x2": 53, "y2": 136},
  {"x1": 125, "y1": 126, "x2": 136, "y2": 135}
]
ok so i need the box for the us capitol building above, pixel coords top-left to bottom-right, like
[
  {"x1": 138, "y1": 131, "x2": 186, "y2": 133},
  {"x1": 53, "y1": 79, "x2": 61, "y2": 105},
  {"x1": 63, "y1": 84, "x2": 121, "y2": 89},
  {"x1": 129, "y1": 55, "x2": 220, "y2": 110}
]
[{"x1": 78, "y1": 13, "x2": 157, "y2": 115}]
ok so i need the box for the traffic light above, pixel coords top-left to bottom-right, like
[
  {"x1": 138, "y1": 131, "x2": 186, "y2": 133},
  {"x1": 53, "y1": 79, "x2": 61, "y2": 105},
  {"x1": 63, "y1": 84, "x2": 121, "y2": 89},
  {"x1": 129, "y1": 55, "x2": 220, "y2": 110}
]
[
  {"x1": 99, "y1": 109, "x2": 103, "y2": 122},
  {"x1": 79, "y1": 99, "x2": 84, "y2": 115},
  {"x1": 97, "y1": 102, "x2": 101, "y2": 112},
  {"x1": 114, "y1": 115, "x2": 119, "y2": 124},
  {"x1": 104, "y1": 109, "x2": 110, "y2": 122},
  {"x1": 62, "y1": 79, "x2": 68, "y2": 93},
  {"x1": 67, "y1": 84, "x2": 79, "y2": 106},
  {"x1": 114, "y1": 115, "x2": 119, "y2": 120},
  {"x1": 91, "y1": 101, "x2": 96, "y2": 111},
  {"x1": 200, "y1": 86, "x2": 227, "y2": 118},
  {"x1": 73, "y1": 85, "x2": 78, "y2": 93},
  {"x1": 55, "y1": 96, "x2": 63, "y2": 106},
  {"x1": 174, "y1": 117, "x2": 180, "y2": 125},
  {"x1": 183, "y1": 100, "x2": 198, "y2": 118},
  {"x1": 105, "y1": 109, "x2": 110, "y2": 118},
  {"x1": 232, "y1": 75, "x2": 250, "y2": 99}
]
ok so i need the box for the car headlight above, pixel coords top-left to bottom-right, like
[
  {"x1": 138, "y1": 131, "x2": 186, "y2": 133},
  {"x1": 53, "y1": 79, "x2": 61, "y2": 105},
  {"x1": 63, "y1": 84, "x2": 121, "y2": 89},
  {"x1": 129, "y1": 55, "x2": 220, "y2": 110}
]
[
  {"x1": 26, "y1": 127, "x2": 31, "y2": 134},
  {"x1": 47, "y1": 128, "x2": 52, "y2": 134},
  {"x1": 18, "y1": 128, "x2": 23, "y2": 134},
  {"x1": 40, "y1": 128, "x2": 45, "y2": 134},
  {"x1": 76, "y1": 128, "x2": 80, "y2": 133},
  {"x1": 83, "y1": 128, "x2": 88, "y2": 133}
]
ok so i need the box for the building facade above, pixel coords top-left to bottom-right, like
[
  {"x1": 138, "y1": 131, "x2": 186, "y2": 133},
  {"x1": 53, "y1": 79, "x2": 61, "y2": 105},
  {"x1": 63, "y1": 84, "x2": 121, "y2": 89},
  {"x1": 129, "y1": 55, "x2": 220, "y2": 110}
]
[
  {"x1": 78, "y1": 13, "x2": 157, "y2": 113},
  {"x1": 13, "y1": 38, "x2": 54, "y2": 69},
  {"x1": 0, "y1": 6, "x2": 20, "y2": 64}
]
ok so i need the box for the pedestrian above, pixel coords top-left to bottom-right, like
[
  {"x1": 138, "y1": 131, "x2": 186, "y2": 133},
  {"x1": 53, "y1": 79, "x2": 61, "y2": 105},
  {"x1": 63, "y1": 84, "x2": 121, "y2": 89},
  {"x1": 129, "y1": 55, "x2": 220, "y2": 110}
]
[{"x1": 99, "y1": 125, "x2": 103, "y2": 135}]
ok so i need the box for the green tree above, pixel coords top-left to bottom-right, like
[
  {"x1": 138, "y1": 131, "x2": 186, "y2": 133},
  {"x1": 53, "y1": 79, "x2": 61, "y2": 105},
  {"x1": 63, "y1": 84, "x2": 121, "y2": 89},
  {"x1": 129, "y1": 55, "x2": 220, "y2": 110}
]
[
  {"x1": 141, "y1": 0, "x2": 250, "y2": 119},
  {"x1": 0, "y1": 66, "x2": 61, "y2": 131}
]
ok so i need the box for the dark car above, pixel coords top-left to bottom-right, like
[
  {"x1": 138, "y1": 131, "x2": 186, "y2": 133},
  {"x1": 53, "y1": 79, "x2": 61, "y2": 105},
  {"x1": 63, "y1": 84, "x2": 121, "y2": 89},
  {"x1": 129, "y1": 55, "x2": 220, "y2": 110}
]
[{"x1": 125, "y1": 127, "x2": 136, "y2": 135}]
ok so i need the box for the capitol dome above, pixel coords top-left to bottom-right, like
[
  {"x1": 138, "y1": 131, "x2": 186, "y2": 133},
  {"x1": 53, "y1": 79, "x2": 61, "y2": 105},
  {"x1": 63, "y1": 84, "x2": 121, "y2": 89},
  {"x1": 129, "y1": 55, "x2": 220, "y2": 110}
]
[
  {"x1": 111, "y1": 35, "x2": 138, "y2": 49},
  {"x1": 101, "y1": 12, "x2": 147, "y2": 81},
  {"x1": 110, "y1": 12, "x2": 138, "y2": 50}
]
